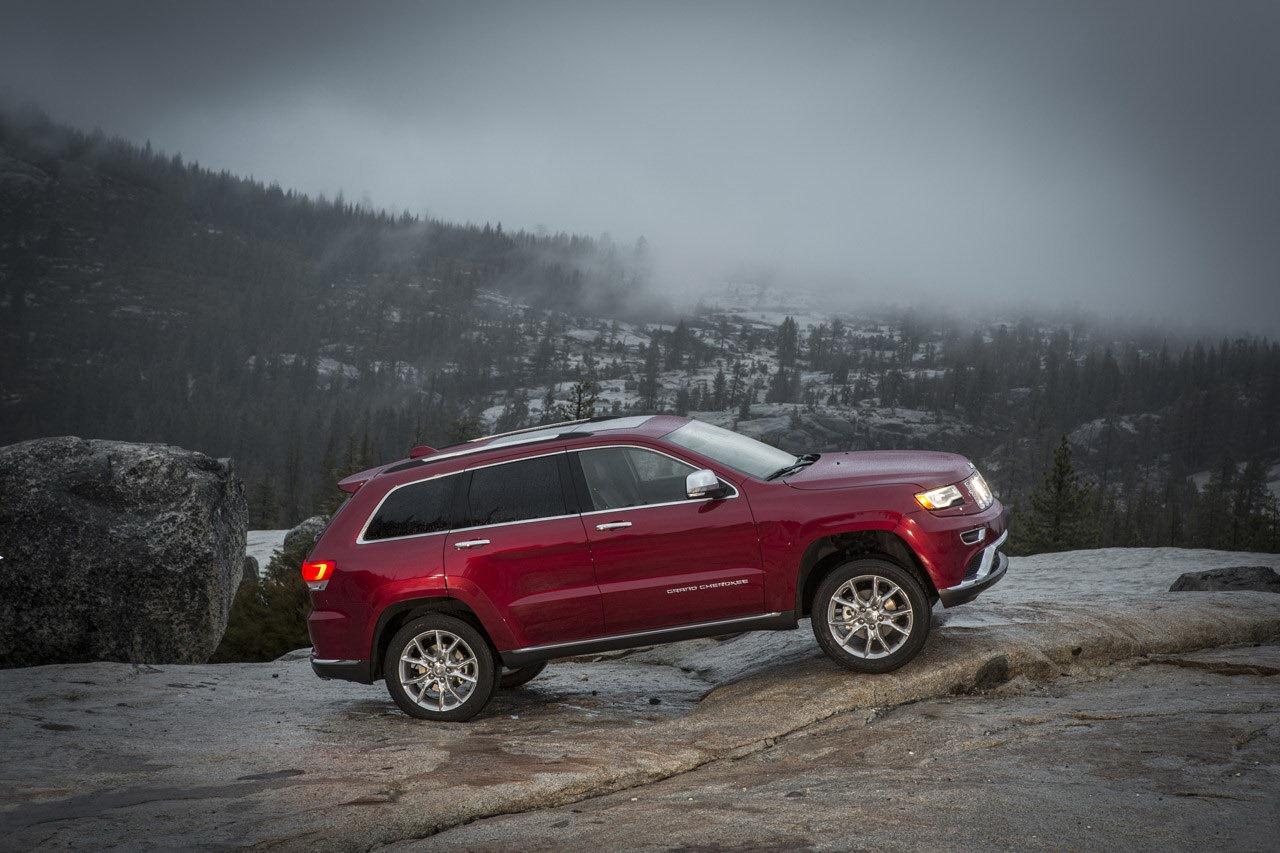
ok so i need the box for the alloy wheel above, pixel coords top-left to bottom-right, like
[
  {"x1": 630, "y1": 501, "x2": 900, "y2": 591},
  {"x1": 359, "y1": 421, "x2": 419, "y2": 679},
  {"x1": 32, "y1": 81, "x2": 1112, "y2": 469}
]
[
  {"x1": 398, "y1": 629, "x2": 479, "y2": 712},
  {"x1": 826, "y1": 574, "x2": 915, "y2": 659}
]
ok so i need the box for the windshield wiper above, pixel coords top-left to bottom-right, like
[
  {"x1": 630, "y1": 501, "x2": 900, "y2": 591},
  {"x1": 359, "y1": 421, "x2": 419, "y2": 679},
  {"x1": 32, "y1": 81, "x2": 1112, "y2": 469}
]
[{"x1": 765, "y1": 453, "x2": 820, "y2": 481}]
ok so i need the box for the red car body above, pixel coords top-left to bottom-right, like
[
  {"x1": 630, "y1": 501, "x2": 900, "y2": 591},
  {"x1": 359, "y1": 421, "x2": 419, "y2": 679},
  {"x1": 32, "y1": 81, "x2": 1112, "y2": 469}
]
[{"x1": 306, "y1": 415, "x2": 1008, "y2": 683}]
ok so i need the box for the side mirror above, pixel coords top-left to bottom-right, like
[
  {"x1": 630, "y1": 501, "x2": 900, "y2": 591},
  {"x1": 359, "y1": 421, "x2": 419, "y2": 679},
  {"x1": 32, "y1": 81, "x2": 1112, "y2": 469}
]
[{"x1": 686, "y1": 468, "x2": 728, "y2": 500}]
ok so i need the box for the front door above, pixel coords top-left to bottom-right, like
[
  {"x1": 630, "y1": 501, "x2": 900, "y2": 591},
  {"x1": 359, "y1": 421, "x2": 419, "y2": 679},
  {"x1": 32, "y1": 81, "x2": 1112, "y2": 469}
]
[
  {"x1": 572, "y1": 445, "x2": 764, "y2": 635},
  {"x1": 443, "y1": 452, "x2": 603, "y2": 648}
]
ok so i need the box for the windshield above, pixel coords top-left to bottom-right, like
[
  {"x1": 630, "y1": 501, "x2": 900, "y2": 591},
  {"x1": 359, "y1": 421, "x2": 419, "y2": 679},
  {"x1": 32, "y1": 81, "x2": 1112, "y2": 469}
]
[{"x1": 664, "y1": 420, "x2": 797, "y2": 480}]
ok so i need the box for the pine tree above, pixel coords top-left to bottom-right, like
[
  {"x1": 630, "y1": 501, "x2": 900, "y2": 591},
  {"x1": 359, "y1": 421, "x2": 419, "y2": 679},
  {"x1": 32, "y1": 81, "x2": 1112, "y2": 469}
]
[
  {"x1": 449, "y1": 414, "x2": 481, "y2": 443},
  {"x1": 1198, "y1": 458, "x2": 1236, "y2": 549},
  {"x1": 281, "y1": 441, "x2": 303, "y2": 527},
  {"x1": 639, "y1": 342, "x2": 662, "y2": 410},
  {"x1": 777, "y1": 317, "x2": 799, "y2": 368},
  {"x1": 1022, "y1": 436, "x2": 1094, "y2": 553},
  {"x1": 211, "y1": 528, "x2": 315, "y2": 662},
  {"x1": 249, "y1": 478, "x2": 279, "y2": 528},
  {"x1": 766, "y1": 366, "x2": 793, "y2": 403},
  {"x1": 568, "y1": 379, "x2": 598, "y2": 419},
  {"x1": 540, "y1": 384, "x2": 560, "y2": 423},
  {"x1": 494, "y1": 392, "x2": 529, "y2": 432},
  {"x1": 1233, "y1": 460, "x2": 1279, "y2": 551},
  {"x1": 665, "y1": 320, "x2": 689, "y2": 370}
]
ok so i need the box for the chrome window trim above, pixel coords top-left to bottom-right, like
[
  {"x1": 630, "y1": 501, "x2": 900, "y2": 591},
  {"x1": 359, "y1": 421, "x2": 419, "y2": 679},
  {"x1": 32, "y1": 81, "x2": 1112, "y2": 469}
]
[
  {"x1": 508, "y1": 612, "x2": 783, "y2": 656},
  {"x1": 356, "y1": 450, "x2": 571, "y2": 545},
  {"x1": 575, "y1": 443, "x2": 741, "y2": 515},
  {"x1": 356, "y1": 441, "x2": 742, "y2": 546},
  {"x1": 448, "y1": 512, "x2": 580, "y2": 536}
]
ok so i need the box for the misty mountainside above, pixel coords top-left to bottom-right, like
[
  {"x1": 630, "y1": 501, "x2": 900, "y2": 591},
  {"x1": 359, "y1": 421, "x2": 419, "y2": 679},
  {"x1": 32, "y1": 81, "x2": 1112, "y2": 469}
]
[{"x1": 2, "y1": 106, "x2": 1279, "y2": 554}]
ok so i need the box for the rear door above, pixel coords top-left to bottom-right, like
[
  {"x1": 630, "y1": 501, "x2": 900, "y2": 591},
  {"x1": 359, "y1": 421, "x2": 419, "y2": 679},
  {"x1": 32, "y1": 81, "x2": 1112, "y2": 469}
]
[
  {"x1": 443, "y1": 452, "x2": 603, "y2": 648},
  {"x1": 572, "y1": 445, "x2": 764, "y2": 635}
]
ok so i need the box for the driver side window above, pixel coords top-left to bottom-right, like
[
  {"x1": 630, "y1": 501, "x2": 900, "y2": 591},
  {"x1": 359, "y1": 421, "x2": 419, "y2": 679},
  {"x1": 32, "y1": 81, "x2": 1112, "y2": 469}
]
[{"x1": 577, "y1": 447, "x2": 696, "y2": 511}]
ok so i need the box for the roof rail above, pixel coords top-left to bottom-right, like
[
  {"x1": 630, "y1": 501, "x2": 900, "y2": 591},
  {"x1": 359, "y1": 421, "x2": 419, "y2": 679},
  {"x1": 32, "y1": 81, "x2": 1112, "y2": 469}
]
[
  {"x1": 465, "y1": 414, "x2": 648, "y2": 444},
  {"x1": 380, "y1": 415, "x2": 653, "y2": 473},
  {"x1": 466, "y1": 418, "x2": 590, "y2": 443}
]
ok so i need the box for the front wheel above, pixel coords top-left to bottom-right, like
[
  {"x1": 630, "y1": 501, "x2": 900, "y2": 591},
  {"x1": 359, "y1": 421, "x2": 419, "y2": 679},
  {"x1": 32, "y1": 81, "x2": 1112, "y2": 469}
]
[
  {"x1": 384, "y1": 614, "x2": 497, "y2": 721},
  {"x1": 811, "y1": 559, "x2": 931, "y2": 673}
]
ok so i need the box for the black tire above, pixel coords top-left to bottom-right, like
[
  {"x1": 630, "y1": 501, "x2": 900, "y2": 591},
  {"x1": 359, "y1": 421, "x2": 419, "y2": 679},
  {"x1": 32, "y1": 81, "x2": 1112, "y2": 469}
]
[
  {"x1": 499, "y1": 661, "x2": 547, "y2": 689},
  {"x1": 383, "y1": 614, "x2": 497, "y2": 721},
  {"x1": 811, "y1": 558, "x2": 931, "y2": 674}
]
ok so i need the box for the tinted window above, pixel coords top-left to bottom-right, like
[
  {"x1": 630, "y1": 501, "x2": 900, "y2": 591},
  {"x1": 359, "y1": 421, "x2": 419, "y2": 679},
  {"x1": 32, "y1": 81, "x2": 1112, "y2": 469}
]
[
  {"x1": 363, "y1": 476, "x2": 458, "y2": 541},
  {"x1": 465, "y1": 455, "x2": 566, "y2": 527},
  {"x1": 578, "y1": 447, "x2": 696, "y2": 511}
]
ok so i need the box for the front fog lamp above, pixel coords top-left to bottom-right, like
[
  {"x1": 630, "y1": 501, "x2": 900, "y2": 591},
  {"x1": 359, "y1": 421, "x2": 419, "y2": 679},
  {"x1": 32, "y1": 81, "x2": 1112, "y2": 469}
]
[{"x1": 914, "y1": 484, "x2": 964, "y2": 511}]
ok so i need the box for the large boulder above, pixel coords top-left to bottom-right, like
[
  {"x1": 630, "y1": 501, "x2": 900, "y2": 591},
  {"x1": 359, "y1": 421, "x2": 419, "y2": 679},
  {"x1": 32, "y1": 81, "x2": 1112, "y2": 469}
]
[
  {"x1": 1169, "y1": 566, "x2": 1280, "y2": 594},
  {"x1": 0, "y1": 437, "x2": 247, "y2": 667},
  {"x1": 282, "y1": 515, "x2": 327, "y2": 558}
]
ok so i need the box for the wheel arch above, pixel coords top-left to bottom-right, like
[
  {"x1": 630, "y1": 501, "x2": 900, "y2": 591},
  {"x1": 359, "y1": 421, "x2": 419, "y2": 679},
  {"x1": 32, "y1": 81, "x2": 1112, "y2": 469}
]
[
  {"x1": 370, "y1": 596, "x2": 498, "y2": 679},
  {"x1": 795, "y1": 529, "x2": 938, "y2": 617}
]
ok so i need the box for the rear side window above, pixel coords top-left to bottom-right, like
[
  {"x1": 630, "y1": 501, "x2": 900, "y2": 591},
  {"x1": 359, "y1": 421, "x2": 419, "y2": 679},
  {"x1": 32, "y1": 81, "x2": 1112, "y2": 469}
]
[
  {"x1": 362, "y1": 476, "x2": 458, "y2": 541},
  {"x1": 464, "y1": 455, "x2": 566, "y2": 527},
  {"x1": 577, "y1": 447, "x2": 695, "y2": 511}
]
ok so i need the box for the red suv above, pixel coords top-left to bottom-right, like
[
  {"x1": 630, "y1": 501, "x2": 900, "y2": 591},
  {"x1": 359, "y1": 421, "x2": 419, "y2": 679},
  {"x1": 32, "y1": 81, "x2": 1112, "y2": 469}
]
[{"x1": 304, "y1": 415, "x2": 1008, "y2": 720}]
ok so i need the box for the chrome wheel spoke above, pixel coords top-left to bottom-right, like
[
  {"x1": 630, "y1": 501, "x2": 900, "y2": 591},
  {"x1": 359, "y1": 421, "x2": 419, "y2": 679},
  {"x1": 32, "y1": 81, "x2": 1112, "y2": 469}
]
[
  {"x1": 400, "y1": 628, "x2": 478, "y2": 711},
  {"x1": 827, "y1": 574, "x2": 915, "y2": 659}
]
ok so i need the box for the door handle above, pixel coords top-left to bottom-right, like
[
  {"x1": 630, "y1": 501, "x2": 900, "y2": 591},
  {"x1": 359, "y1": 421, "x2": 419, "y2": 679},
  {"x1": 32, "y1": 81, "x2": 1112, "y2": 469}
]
[
  {"x1": 595, "y1": 521, "x2": 632, "y2": 531},
  {"x1": 453, "y1": 539, "x2": 490, "y2": 549}
]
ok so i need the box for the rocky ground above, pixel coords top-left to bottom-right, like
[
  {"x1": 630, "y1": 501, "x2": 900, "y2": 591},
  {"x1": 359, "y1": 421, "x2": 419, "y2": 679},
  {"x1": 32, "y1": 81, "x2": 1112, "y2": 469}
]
[
  {"x1": 422, "y1": 645, "x2": 1280, "y2": 851},
  {"x1": 1, "y1": 548, "x2": 1278, "y2": 850}
]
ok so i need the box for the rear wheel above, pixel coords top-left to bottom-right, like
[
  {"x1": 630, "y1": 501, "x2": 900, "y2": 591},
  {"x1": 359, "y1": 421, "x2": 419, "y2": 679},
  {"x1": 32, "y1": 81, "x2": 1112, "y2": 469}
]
[
  {"x1": 811, "y1": 558, "x2": 931, "y2": 673},
  {"x1": 499, "y1": 661, "x2": 547, "y2": 689},
  {"x1": 383, "y1": 614, "x2": 497, "y2": 721}
]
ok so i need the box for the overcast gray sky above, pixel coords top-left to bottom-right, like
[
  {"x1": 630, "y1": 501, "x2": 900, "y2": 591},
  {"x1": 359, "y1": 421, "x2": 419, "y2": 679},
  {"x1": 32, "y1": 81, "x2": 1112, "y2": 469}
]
[{"x1": 2, "y1": 0, "x2": 1278, "y2": 331}]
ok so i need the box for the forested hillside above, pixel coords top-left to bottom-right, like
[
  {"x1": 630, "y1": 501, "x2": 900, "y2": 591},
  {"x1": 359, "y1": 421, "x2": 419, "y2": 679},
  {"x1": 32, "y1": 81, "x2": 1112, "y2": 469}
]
[
  {"x1": 2, "y1": 105, "x2": 1277, "y2": 553},
  {"x1": 0, "y1": 105, "x2": 655, "y2": 523}
]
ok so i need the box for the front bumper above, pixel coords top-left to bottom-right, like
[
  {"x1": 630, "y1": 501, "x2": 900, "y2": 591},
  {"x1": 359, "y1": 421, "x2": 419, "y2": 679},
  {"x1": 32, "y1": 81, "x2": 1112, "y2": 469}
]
[
  {"x1": 938, "y1": 528, "x2": 1009, "y2": 607},
  {"x1": 310, "y1": 656, "x2": 374, "y2": 684}
]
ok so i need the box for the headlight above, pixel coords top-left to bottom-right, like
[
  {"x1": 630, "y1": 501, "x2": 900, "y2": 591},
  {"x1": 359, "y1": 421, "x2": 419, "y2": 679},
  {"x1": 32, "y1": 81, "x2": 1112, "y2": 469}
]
[
  {"x1": 966, "y1": 471, "x2": 994, "y2": 510},
  {"x1": 914, "y1": 484, "x2": 964, "y2": 510}
]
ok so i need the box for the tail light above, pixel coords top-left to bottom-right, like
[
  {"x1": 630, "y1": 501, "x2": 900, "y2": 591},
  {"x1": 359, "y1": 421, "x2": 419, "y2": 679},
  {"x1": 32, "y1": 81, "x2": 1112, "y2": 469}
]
[{"x1": 301, "y1": 560, "x2": 335, "y2": 591}]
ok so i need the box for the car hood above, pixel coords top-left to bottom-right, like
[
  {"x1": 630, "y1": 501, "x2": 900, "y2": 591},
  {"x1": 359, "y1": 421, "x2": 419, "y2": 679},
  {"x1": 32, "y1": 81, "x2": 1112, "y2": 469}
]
[{"x1": 783, "y1": 450, "x2": 973, "y2": 491}]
